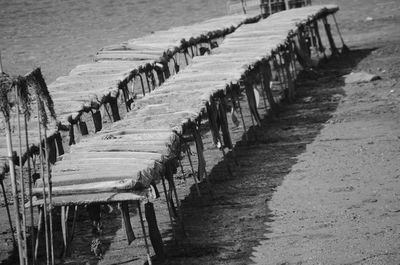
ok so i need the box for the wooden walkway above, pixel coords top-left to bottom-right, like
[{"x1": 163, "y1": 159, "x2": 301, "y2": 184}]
[
  {"x1": 50, "y1": 14, "x2": 257, "y2": 125},
  {"x1": 32, "y1": 5, "x2": 340, "y2": 204},
  {"x1": 0, "y1": 4, "x2": 347, "y2": 264},
  {"x1": 0, "y1": 13, "x2": 258, "y2": 179}
]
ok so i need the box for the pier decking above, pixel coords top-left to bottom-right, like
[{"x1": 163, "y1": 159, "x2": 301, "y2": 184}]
[
  {"x1": 0, "y1": 13, "x2": 260, "y2": 179},
  {"x1": 33, "y1": 4, "x2": 340, "y2": 203}
]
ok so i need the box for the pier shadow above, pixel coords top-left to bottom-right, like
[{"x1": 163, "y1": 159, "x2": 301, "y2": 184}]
[{"x1": 162, "y1": 48, "x2": 375, "y2": 265}]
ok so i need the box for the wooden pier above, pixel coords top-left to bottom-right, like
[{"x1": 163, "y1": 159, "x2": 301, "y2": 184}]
[{"x1": 0, "y1": 3, "x2": 347, "y2": 264}]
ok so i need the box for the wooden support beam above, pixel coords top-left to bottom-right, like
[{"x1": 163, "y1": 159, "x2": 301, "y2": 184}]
[
  {"x1": 108, "y1": 96, "x2": 121, "y2": 122},
  {"x1": 244, "y1": 75, "x2": 262, "y2": 126},
  {"x1": 0, "y1": 180, "x2": 15, "y2": 245},
  {"x1": 137, "y1": 201, "x2": 152, "y2": 265},
  {"x1": 145, "y1": 202, "x2": 165, "y2": 262},
  {"x1": 34, "y1": 208, "x2": 43, "y2": 261},
  {"x1": 61, "y1": 206, "x2": 67, "y2": 250},
  {"x1": 161, "y1": 173, "x2": 178, "y2": 243},
  {"x1": 184, "y1": 143, "x2": 201, "y2": 197},
  {"x1": 322, "y1": 17, "x2": 339, "y2": 56},
  {"x1": 332, "y1": 14, "x2": 349, "y2": 53},
  {"x1": 260, "y1": 62, "x2": 278, "y2": 114},
  {"x1": 313, "y1": 20, "x2": 327, "y2": 58},
  {"x1": 120, "y1": 202, "x2": 136, "y2": 244}
]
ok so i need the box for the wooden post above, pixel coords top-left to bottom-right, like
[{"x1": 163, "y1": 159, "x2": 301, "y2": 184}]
[
  {"x1": 145, "y1": 71, "x2": 152, "y2": 93},
  {"x1": 0, "y1": 180, "x2": 16, "y2": 245},
  {"x1": 260, "y1": 62, "x2": 278, "y2": 114},
  {"x1": 160, "y1": 174, "x2": 178, "y2": 244},
  {"x1": 171, "y1": 55, "x2": 179, "y2": 74},
  {"x1": 288, "y1": 40, "x2": 298, "y2": 79},
  {"x1": 259, "y1": 73, "x2": 269, "y2": 113},
  {"x1": 34, "y1": 208, "x2": 43, "y2": 260},
  {"x1": 282, "y1": 49, "x2": 295, "y2": 101},
  {"x1": 244, "y1": 76, "x2": 262, "y2": 126},
  {"x1": 43, "y1": 128, "x2": 55, "y2": 265},
  {"x1": 284, "y1": 0, "x2": 289, "y2": 10},
  {"x1": 185, "y1": 145, "x2": 201, "y2": 197},
  {"x1": 216, "y1": 97, "x2": 234, "y2": 177},
  {"x1": 24, "y1": 109, "x2": 36, "y2": 265},
  {"x1": 268, "y1": 0, "x2": 272, "y2": 16},
  {"x1": 61, "y1": 206, "x2": 67, "y2": 251},
  {"x1": 65, "y1": 205, "x2": 78, "y2": 256},
  {"x1": 108, "y1": 96, "x2": 121, "y2": 122},
  {"x1": 272, "y1": 53, "x2": 286, "y2": 93},
  {"x1": 322, "y1": 17, "x2": 339, "y2": 56},
  {"x1": 168, "y1": 176, "x2": 186, "y2": 237},
  {"x1": 230, "y1": 84, "x2": 248, "y2": 141},
  {"x1": 241, "y1": 0, "x2": 247, "y2": 14},
  {"x1": 183, "y1": 50, "x2": 189, "y2": 66},
  {"x1": 120, "y1": 202, "x2": 136, "y2": 244},
  {"x1": 137, "y1": 73, "x2": 146, "y2": 96},
  {"x1": 144, "y1": 202, "x2": 165, "y2": 261},
  {"x1": 0, "y1": 51, "x2": 4, "y2": 73},
  {"x1": 16, "y1": 87, "x2": 28, "y2": 265},
  {"x1": 4, "y1": 118, "x2": 25, "y2": 264},
  {"x1": 313, "y1": 20, "x2": 326, "y2": 57},
  {"x1": 36, "y1": 102, "x2": 50, "y2": 265},
  {"x1": 332, "y1": 14, "x2": 349, "y2": 52},
  {"x1": 137, "y1": 201, "x2": 152, "y2": 265}
]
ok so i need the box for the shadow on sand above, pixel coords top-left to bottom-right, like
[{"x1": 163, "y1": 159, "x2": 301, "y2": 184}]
[{"x1": 161, "y1": 48, "x2": 375, "y2": 265}]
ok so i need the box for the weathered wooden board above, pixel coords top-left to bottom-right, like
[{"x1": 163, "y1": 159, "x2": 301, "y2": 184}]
[
  {"x1": 30, "y1": 191, "x2": 147, "y2": 207},
  {"x1": 59, "y1": 151, "x2": 163, "y2": 161}
]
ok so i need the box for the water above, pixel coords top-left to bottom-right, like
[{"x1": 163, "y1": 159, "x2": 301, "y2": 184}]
[{"x1": 0, "y1": 0, "x2": 228, "y2": 83}]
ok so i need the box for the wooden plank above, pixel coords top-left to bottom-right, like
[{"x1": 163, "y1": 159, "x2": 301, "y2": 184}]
[
  {"x1": 59, "y1": 151, "x2": 163, "y2": 161},
  {"x1": 69, "y1": 143, "x2": 171, "y2": 154},
  {"x1": 52, "y1": 75, "x2": 125, "y2": 85},
  {"x1": 97, "y1": 50, "x2": 163, "y2": 55},
  {"x1": 101, "y1": 43, "x2": 165, "y2": 52},
  {"x1": 29, "y1": 191, "x2": 147, "y2": 207},
  {"x1": 51, "y1": 165, "x2": 145, "y2": 175},
  {"x1": 40, "y1": 172, "x2": 140, "y2": 187},
  {"x1": 95, "y1": 53, "x2": 160, "y2": 61},
  {"x1": 54, "y1": 158, "x2": 159, "y2": 167}
]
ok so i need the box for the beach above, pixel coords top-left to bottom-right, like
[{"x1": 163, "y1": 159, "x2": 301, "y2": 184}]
[{"x1": 1, "y1": 0, "x2": 399, "y2": 264}]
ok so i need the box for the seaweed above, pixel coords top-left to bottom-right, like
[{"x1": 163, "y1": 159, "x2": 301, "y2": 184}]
[
  {"x1": 13, "y1": 75, "x2": 32, "y2": 120},
  {"x1": 0, "y1": 72, "x2": 13, "y2": 121},
  {"x1": 26, "y1": 68, "x2": 56, "y2": 128},
  {"x1": 37, "y1": 97, "x2": 49, "y2": 129}
]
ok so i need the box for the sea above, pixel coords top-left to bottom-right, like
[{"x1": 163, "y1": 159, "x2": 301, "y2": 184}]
[{"x1": 0, "y1": 0, "x2": 229, "y2": 83}]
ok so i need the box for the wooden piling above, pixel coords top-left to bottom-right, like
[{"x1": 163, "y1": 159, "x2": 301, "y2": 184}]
[{"x1": 322, "y1": 17, "x2": 339, "y2": 56}]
